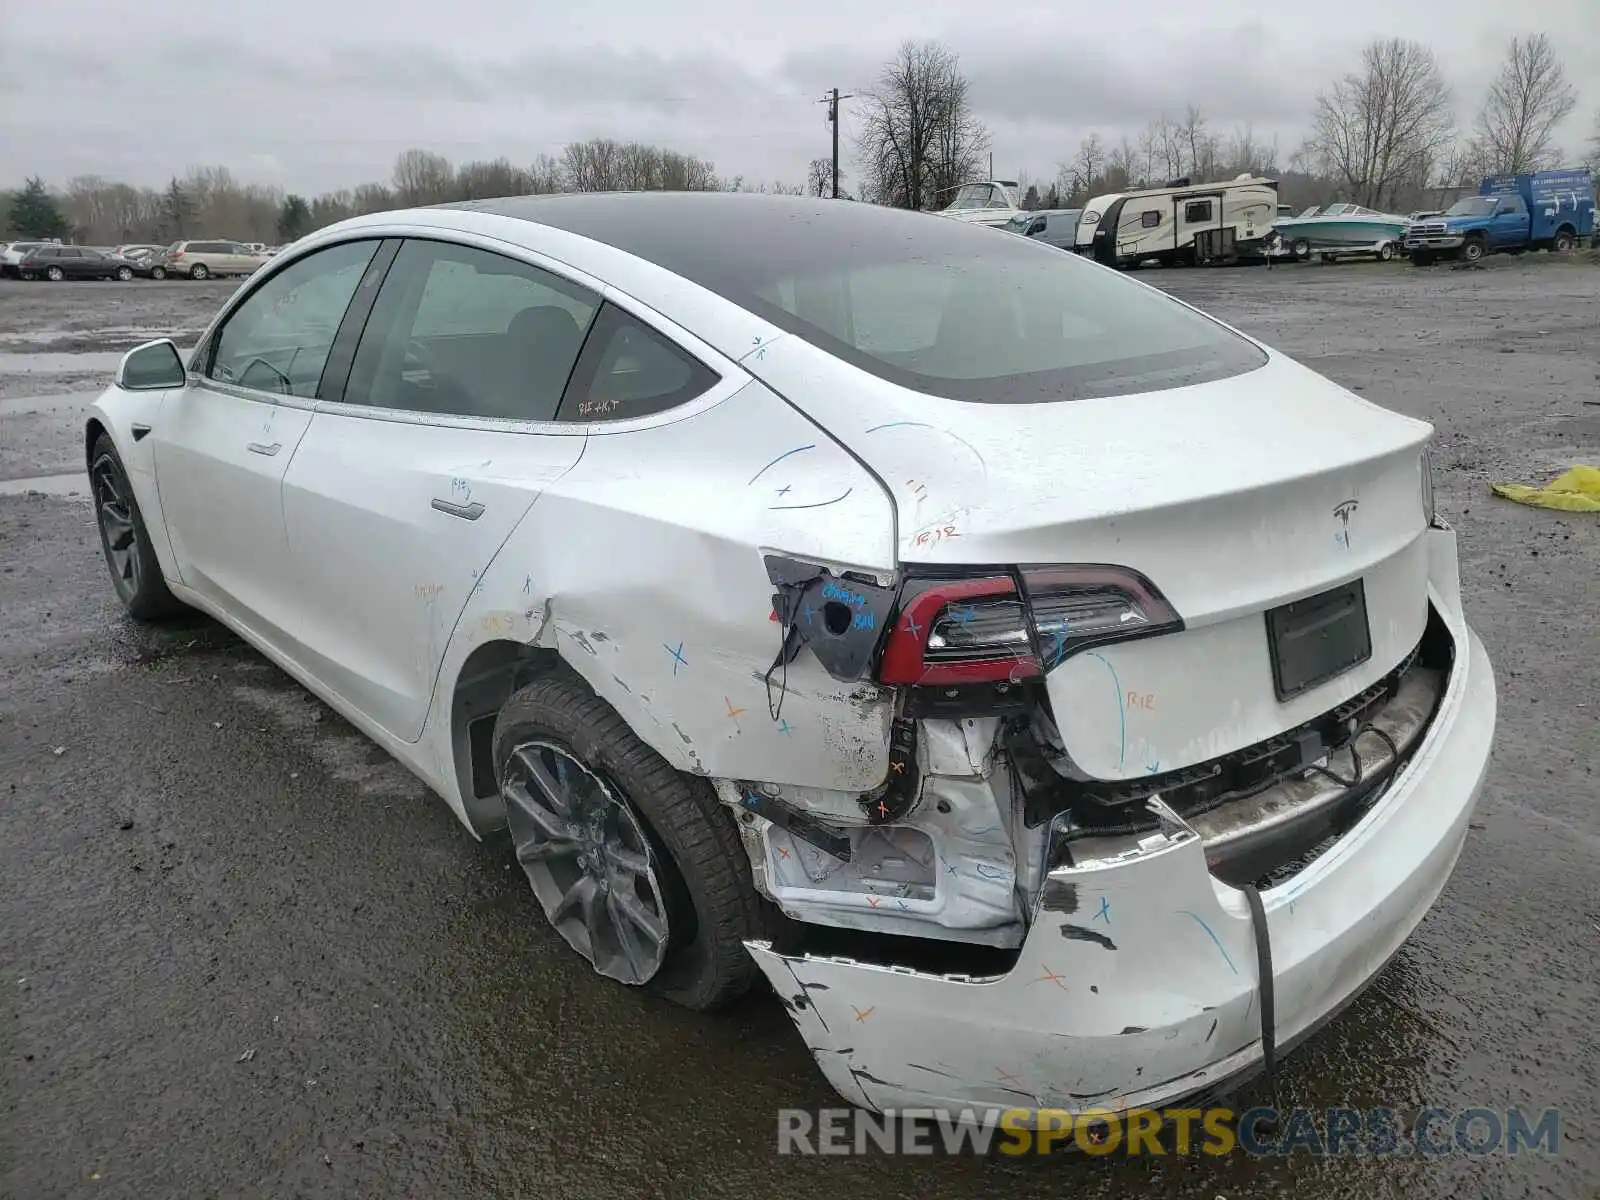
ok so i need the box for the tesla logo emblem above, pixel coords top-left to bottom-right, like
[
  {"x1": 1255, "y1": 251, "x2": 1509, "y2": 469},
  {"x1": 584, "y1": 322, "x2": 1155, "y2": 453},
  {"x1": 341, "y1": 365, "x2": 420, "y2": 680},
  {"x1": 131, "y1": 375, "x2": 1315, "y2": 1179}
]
[{"x1": 1333, "y1": 499, "x2": 1358, "y2": 549}]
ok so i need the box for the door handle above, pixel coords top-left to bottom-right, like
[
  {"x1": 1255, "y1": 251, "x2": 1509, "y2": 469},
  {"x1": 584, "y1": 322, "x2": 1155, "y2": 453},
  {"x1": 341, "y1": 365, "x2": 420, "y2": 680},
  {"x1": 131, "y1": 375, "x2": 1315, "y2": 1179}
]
[
  {"x1": 247, "y1": 441, "x2": 281, "y2": 456},
  {"x1": 131, "y1": 423, "x2": 152, "y2": 442},
  {"x1": 431, "y1": 498, "x2": 485, "y2": 520}
]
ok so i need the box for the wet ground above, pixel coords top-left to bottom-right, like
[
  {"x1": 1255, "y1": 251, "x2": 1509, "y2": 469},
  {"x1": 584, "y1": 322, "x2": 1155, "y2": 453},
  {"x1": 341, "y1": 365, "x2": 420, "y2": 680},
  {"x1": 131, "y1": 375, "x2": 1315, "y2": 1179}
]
[{"x1": 2, "y1": 268, "x2": 1597, "y2": 1199}]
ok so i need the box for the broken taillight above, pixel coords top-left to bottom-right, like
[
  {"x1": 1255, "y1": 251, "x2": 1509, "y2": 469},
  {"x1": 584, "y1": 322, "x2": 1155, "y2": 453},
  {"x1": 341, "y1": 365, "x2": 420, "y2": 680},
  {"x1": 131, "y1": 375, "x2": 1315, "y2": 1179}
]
[{"x1": 877, "y1": 566, "x2": 1181, "y2": 686}]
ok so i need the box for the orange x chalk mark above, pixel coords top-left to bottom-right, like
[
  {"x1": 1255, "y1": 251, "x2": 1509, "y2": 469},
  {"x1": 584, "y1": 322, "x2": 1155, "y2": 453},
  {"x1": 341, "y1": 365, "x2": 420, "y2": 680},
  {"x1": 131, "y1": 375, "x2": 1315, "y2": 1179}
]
[
  {"x1": 995, "y1": 1066, "x2": 1024, "y2": 1088},
  {"x1": 777, "y1": 846, "x2": 791, "y2": 860},
  {"x1": 725, "y1": 696, "x2": 746, "y2": 719},
  {"x1": 1031, "y1": 967, "x2": 1069, "y2": 991},
  {"x1": 853, "y1": 1005, "x2": 875, "y2": 1022},
  {"x1": 866, "y1": 895, "x2": 882, "y2": 907},
  {"x1": 889, "y1": 759, "x2": 906, "y2": 774}
]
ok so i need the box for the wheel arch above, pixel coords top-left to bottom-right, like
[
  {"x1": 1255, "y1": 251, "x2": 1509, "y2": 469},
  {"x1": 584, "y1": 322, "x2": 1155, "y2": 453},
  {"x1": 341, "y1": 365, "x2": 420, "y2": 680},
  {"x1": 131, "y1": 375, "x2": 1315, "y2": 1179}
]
[{"x1": 447, "y1": 638, "x2": 565, "y2": 835}]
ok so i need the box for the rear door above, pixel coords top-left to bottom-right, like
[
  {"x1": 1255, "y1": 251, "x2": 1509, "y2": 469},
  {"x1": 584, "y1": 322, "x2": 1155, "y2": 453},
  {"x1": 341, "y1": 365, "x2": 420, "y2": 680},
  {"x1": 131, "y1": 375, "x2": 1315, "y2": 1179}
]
[
  {"x1": 280, "y1": 236, "x2": 595, "y2": 741},
  {"x1": 149, "y1": 238, "x2": 387, "y2": 641}
]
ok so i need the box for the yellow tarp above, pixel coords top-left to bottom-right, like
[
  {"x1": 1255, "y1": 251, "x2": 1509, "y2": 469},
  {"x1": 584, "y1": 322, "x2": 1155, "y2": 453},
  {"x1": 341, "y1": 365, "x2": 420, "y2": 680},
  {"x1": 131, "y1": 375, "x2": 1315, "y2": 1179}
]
[{"x1": 1490, "y1": 465, "x2": 1600, "y2": 512}]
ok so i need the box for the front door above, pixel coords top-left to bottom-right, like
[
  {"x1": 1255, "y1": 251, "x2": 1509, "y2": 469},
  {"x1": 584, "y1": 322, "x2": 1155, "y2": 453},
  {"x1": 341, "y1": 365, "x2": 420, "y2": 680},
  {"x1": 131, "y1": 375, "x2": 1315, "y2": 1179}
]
[
  {"x1": 281, "y1": 236, "x2": 599, "y2": 741},
  {"x1": 150, "y1": 238, "x2": 385, "y2": 642}
]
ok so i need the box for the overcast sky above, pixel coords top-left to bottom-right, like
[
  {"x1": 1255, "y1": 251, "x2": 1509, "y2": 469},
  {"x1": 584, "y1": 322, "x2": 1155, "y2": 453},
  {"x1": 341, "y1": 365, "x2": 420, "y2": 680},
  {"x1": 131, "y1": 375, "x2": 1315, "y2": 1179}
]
[{"x1": 2, "y1": 0, "x2": 1596, "y2": 195}]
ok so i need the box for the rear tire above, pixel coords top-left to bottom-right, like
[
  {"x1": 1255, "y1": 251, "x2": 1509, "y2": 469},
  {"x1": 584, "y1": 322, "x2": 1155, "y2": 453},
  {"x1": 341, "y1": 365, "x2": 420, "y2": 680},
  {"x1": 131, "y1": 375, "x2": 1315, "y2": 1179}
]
[
  {"x1": 45, "y1": 266, "x2": 64, "y2": 282},
  {"x1": 1377, "y1": 242, "x2": 1395, "y2": 261},
  {"x1": 1552, "y1": 230, "x2": 1575, "y2": 253},
  {"x1": 115, "y1": 265, "x2": 134, "y2": 281},
  {"x1": 150, "y1": 266, "x2": 167, "y2": 280},
  {"x1": 89, "y1": 434, "x2": 184, "y2": 621},
  {"x1": 493, "y1": 670, "x2": 769, "y2": 1011},
  {"x1": 188, "y1": 263, "x2": 209, "y2": 280},
  {"x1": 1292, "y1": 238, "x2": 1311, "y2": 261}
]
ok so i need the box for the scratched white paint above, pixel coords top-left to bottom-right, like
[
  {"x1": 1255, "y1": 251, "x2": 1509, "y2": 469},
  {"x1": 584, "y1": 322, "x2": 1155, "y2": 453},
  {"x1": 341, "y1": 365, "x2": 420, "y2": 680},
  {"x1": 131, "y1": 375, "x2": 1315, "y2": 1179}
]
[{"x1": 436, "y1": 377, "x2": 898, "y2": 794}]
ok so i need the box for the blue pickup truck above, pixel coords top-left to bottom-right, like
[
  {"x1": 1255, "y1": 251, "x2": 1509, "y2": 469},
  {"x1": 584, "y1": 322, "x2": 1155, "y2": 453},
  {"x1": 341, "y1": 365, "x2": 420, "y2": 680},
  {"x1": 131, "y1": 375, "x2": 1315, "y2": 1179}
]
[{"x1": 1403, "y1": 168, "x2": 1596, "y2": 265}]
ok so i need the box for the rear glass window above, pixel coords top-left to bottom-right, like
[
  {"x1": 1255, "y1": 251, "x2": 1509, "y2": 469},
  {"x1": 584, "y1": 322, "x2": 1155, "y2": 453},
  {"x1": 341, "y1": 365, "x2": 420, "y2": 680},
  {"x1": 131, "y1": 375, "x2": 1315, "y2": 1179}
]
[
  {"x1": 742, "y1": 233, "x2": 1263, "y2": 402},
  {"x1": 504, "y1": 196, "x2": 1264, "y2": 404}
]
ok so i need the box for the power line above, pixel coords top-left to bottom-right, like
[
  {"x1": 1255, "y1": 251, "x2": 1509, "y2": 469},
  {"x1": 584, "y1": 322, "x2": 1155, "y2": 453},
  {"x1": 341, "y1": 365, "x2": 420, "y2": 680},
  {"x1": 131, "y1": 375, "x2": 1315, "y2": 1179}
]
[{"x1": 818, "y1": 88, "x2": 856, "y2": 198}]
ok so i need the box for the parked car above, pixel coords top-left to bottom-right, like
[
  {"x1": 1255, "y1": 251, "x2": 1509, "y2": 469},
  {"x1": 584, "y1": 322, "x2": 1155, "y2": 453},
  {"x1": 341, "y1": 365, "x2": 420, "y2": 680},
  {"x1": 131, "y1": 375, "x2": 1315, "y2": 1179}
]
[
  {"x1": 154, "y1": 239, "x2": 267, "y2": 279},
  {"x1": 1002, "y1": 207, "x2": 1084, "y2": 251},
  {"x1": 1, "y1": 240, "x2": 53, "y2": 278},
  {"x1": 17, "y1": 245, "x2": 137, "y2": 281},
  {"x1": 1404, "y1": 168, "x2": 1596, "y2": 264},
  {"x1": 113, "y1": 243, "x2": 168, "y2": 261},
  {"x1": 86, "y1": 193, "x2": 1496, "y2": 1121}
]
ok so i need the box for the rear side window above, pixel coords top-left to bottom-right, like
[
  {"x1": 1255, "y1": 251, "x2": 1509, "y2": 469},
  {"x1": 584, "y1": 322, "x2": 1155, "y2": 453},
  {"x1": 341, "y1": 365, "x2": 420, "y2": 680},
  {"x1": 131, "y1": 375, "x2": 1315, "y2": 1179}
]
[
  {"x1": 342, "y1": 238, "x2": 600, "y2": 421},
  {"x1": 1140, "y1": 211, "x2": 1162, "y2": 228},
  {"x1": 1184, "y1": 200, "x2": 1213, "y2": 222},
  {"x1": 557, "y1": 304, "x2": 720, "y2": 422},
  {"x1": 208, "y1": 239, "x2": 380, "y2": 397}
]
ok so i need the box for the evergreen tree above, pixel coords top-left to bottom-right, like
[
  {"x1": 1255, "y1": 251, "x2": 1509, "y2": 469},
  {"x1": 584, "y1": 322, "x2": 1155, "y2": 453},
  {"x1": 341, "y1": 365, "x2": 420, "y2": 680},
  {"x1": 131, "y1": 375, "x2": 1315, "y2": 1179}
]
[
  {"x1": 276, "y1": 194, "x2": 312, "y2": 241},
  {"x1": 6, "y1": 178, "x2": 70, "y2": 239}
]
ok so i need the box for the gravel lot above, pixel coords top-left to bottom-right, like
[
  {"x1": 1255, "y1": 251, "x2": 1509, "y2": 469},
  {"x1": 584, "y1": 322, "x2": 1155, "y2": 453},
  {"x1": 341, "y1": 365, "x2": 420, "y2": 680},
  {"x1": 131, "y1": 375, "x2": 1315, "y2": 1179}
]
[{"x1": 1, "y1": 264, "x2": 1596, "y2": 1199}]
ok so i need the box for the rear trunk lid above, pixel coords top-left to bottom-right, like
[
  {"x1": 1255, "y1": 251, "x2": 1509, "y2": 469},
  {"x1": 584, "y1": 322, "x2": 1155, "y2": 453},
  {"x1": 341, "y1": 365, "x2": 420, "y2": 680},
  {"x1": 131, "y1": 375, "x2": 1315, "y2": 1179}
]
[{"x1": 749, "y1": 339, "x2": 1434, "y2": 781}]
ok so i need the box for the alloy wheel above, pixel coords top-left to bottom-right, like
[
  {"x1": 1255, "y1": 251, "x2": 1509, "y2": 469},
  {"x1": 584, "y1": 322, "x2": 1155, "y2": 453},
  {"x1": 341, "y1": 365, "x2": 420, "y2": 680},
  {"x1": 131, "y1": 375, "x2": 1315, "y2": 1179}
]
[
  {"x1": 91, "y1": 453, "x2": 140, "y2": 600},
  {"x1": 502, "y1": 739, "x2": 671, "y2": 985}
]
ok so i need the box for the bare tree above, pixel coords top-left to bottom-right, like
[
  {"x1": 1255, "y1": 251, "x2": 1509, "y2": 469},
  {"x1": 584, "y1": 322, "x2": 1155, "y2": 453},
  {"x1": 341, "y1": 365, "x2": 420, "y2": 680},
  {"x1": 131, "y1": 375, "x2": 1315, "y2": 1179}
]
[
  {"x1": 1587, "y1": 110, "x2": 1600, "y2": 171},
  {"x1": 855, "y1": 40, "x2": 990, "y2": 210},
  {"x1": 1305, "y1": 39, "x2": 1456, "y2": 210},
  {"x1": 806, "y1": 158, "x2": 831, "y2": 197},
  {"x1": 1224, "y1": 124, "x2": 1279, "y2": 176},
  {"x1": 1073, "y1": 133, "x2": 1106, "y2": 197},
  {"x1": 1472, "y1": 34, "x2": 1578, "y2": 174},
  {"x1": 392, "y1": 149, "x2": 456, "y2": 205},
  {"x1": 1178, "y1": 106, "x2": 1220, "y2": 178},
  {"x1": 456, "y1": 158, "x2": 534, "y2": 200}
]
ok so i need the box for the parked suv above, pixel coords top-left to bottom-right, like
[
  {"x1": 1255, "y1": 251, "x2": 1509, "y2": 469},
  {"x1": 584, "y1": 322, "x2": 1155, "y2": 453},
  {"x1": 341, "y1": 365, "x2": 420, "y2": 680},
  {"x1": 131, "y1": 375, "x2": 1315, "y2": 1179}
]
[{"x1": 154, "y1": 240, "x2": 266, "y2": 280}]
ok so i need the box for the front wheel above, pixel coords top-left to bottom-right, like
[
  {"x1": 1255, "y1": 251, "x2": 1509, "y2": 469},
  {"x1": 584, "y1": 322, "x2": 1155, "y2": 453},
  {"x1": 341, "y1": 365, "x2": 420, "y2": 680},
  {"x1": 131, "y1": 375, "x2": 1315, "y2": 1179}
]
[
  {"x1": 493, "y1": 671, "x2": 769, "y2": 1011},
  {"x1": 89, "y1": 434, "x2": 183, "y2": 621},
  {"x1": 45, "y1": 266, "x2": 64, "y2": 282},
  {"x1": 1461, "y1": 238, "x2": 1486, "y2": 264}
]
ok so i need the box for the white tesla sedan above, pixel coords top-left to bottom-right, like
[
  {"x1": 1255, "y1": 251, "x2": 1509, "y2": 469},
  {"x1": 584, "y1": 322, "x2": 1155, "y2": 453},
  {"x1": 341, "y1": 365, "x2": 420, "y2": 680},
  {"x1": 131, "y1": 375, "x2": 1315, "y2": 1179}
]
[{"x1": 87, "y1": 193, "x2": 1496, "y2": 1120}]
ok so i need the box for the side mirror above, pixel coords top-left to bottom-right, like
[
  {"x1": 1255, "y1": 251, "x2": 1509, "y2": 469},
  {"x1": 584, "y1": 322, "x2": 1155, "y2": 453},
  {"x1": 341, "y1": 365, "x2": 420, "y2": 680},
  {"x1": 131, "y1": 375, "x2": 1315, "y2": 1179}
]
[{"x1": 115, "y1": 338, "x2": 187, "y2": 390}]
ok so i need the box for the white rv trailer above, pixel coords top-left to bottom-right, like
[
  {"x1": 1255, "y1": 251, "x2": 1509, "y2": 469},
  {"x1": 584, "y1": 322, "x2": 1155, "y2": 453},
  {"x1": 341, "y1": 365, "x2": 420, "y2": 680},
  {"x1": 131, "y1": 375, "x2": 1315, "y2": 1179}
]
[{"x1": 1075, "y1": 174, "x2": 1280, "y2": 267}]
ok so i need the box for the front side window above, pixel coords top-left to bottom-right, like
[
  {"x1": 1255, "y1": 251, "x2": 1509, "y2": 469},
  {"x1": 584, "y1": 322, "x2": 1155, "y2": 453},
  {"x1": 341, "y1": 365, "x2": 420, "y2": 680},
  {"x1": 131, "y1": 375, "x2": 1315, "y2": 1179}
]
[
  {"x1": 557, "y1": 304, "x2": 719, "y2": 423},
  {"x1": 208, "y1": 239, "x2": 379, "y2": 397},
  {"x1": 1140, "y1": 210, "x2": 1162, "y2": 229},
  {"x1": 343, "y1": 239, "x2": 600, "y2": 421}
]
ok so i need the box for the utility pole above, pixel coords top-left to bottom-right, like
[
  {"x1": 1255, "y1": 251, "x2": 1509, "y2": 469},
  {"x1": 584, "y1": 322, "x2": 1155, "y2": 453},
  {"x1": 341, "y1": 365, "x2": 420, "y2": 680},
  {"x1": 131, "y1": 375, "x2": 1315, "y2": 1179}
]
[{"x1": 819, "y1": 88, "x2": 855, "y2": 198}]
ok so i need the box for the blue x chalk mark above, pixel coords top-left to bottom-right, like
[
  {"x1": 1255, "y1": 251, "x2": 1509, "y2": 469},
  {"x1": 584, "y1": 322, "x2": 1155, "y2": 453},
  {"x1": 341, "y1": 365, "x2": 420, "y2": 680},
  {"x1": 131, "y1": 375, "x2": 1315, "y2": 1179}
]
[
  {"x1": 948, "y1": 605, "x2": 978, "y2": 626},
  {"x1": 1094, "y1": 896, "x2": 1111, "y2": 924},
  {"x1": 776, "y1": 485, "x2": 791, "y2": 496},
  {"x1": 776, "y1": 718, "x2": 794, "y2": 736},
  {"x1": 664, "y1": 642, "x2": 688, "y2": 674},
  {"x1": 904, "y1": 615, "x2": 922, "y2": 637},
  {"x1": 802, "y1": 602, "x2": 816, "y2": 625},
  {"x1": 1145, "y1": 761, "x2": 1161, "y2": 775},
  {"x1": 945, "y1": 860, "x2": 959, "y2": 876}
]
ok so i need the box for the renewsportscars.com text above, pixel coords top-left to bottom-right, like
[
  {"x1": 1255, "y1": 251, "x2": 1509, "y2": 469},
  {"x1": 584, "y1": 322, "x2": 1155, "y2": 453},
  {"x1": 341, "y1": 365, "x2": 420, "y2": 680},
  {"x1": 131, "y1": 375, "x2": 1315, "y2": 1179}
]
[{"x1": 777, "y1": 1105, "x2": 1562, "y2": 1157}]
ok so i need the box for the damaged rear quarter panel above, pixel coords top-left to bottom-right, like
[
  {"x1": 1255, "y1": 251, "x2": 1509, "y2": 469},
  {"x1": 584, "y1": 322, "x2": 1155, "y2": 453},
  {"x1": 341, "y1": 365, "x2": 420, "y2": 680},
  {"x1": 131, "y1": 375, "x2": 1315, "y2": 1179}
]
[{"x1": 442, "y1": 378, "x2": 899, "y2": 790}]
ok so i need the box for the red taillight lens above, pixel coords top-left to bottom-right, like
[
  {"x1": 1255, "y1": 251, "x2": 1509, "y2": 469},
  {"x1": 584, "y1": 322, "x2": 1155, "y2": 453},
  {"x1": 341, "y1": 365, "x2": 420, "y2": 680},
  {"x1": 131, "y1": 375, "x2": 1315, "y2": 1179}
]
[
  {"x1": 877, "y1": 566, "x2": 1181, "y2": 687},
  {"x1": 171, "y1": 249, "x2": 184, "y2": 258},
  {"x1": 878, "y1": 575, "x2": 1035, "y2": 685}
]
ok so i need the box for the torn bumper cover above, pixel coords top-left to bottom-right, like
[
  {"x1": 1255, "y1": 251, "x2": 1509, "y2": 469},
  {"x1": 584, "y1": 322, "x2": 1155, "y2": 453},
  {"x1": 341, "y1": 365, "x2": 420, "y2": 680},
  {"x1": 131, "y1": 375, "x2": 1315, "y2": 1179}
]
[{"x1": 745, "y1": 619, "x2": 1496, "y2": 1121}]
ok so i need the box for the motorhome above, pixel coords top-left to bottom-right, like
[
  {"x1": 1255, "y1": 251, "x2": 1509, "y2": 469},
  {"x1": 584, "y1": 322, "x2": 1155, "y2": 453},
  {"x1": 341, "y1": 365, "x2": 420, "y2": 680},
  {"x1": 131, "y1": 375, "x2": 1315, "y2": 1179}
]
[{"x1": 1075, "y1": 174, "x2": 1280, "y2": 267}]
